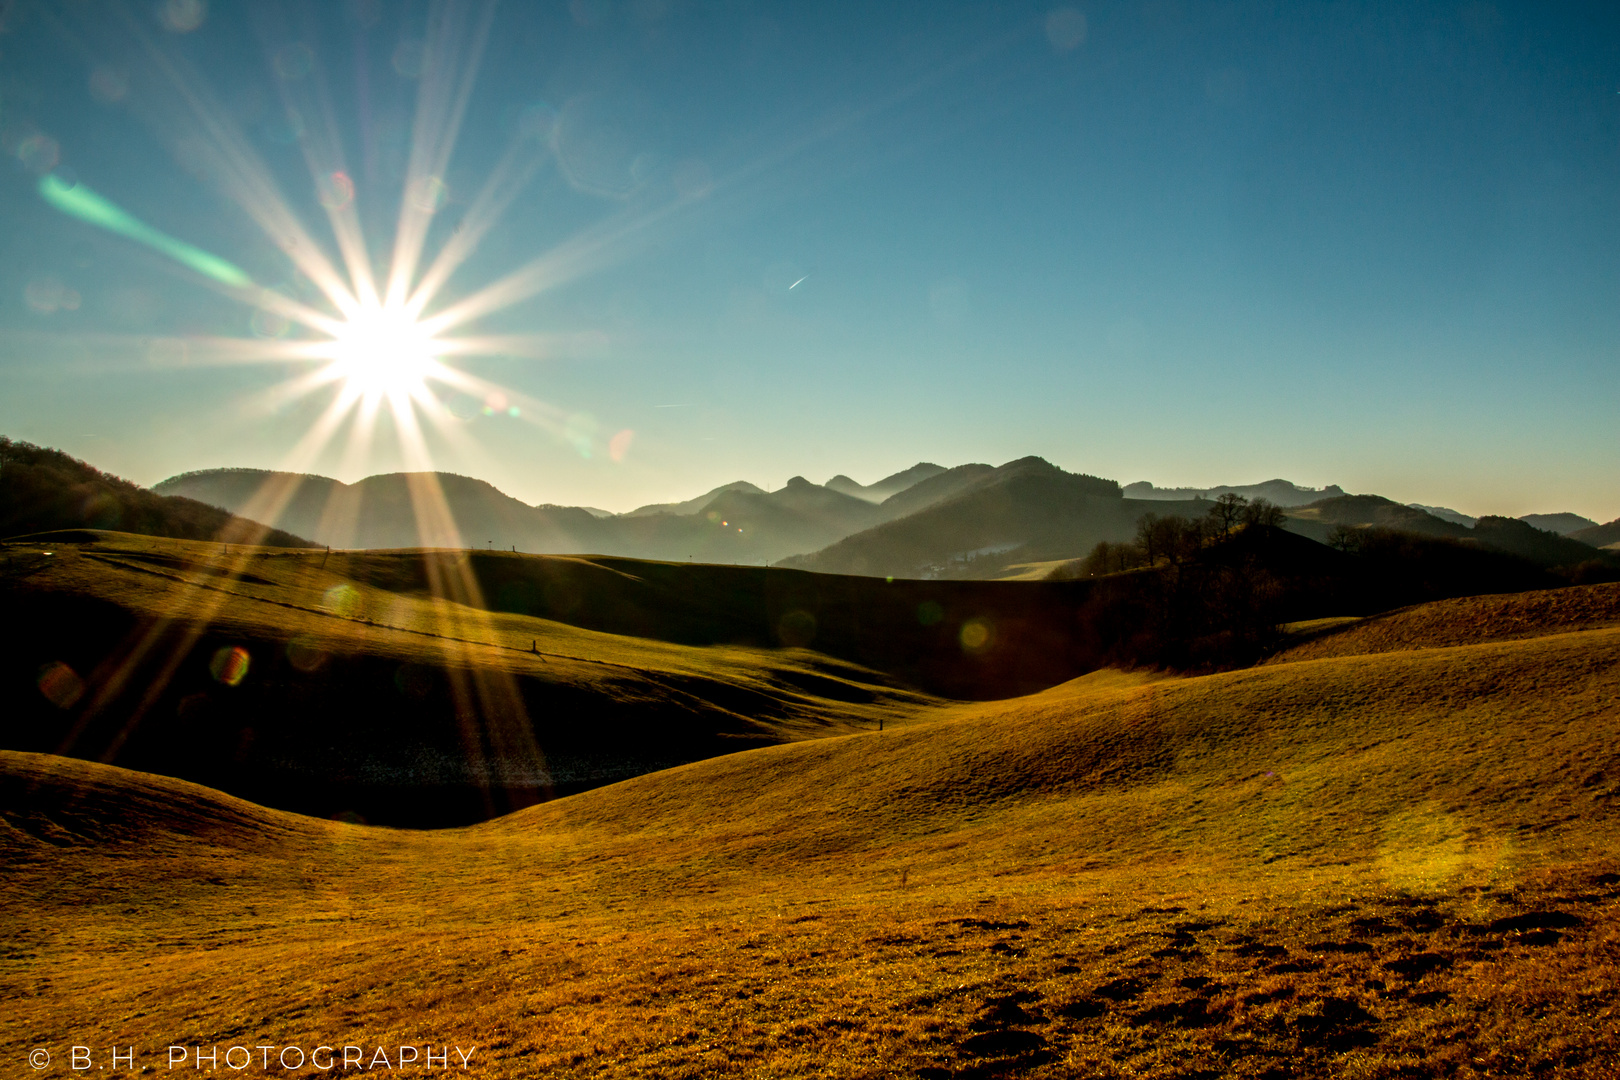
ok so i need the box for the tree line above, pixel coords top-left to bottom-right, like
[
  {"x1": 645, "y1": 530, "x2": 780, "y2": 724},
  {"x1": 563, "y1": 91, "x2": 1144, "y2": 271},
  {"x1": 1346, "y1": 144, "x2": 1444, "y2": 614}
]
[{"x1": 1070, "y1": 493, "x2": 1287, "y2": 578}]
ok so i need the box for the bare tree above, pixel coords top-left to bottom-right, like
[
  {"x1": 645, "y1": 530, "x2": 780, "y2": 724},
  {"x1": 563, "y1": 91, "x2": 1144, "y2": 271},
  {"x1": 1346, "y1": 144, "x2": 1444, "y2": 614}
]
[
  {"x1": 1209, "y1": 492, "x2": 1248, "y2": 537},
  {"x1": 1327, "y1": 523, "x2": 1360, "y2": 553},
  {"x1": 1083, "y1": 539, "x2": 1146, "y2": 576},
  {"x1": 1242, "y1": 498, "x2": 1286, "y2": 529},
  {"x1": 1135, "y1": 513, "x2": 1161, "y2": 565}
]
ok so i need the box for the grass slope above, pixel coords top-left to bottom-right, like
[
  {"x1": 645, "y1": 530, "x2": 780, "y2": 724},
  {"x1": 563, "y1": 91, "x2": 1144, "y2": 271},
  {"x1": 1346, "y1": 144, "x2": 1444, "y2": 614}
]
[
  {"x1": 2, "y1": 531, "x2": 948, "y2": 825},
  {"x1": 1266, "y1": 582, "x2": 1620, "y2": 664},
  {"x1": 3, "y1": 588, "x2": 1619, "y2": 1077},
  {"x1": 4, "y1": 527, "x2": 1160, "y2": 825}
]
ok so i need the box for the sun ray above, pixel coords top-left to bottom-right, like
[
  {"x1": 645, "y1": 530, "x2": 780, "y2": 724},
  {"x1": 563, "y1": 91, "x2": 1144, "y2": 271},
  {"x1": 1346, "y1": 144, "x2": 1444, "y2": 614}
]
[
  {"x1": 426, "y1": 333, "x2": 577, "y2": 361},
  {"x1": 40, "y1": 1, "x2": 670, "y2": 491},
  {"x1": 117, "y1": 10, "x2": 363, "y2": 318},
  {"x1": 415, "y1": 192, "x2": 698, "y2": 338},
  {"x1": 239, "y1": 365, "x2": 349, "y2": 417},
  {"x1": 383, "y1": 0, "x2": 497, "y2": 310},
  {"x1": 403, "y1": 133, "x2": 550, "y2": 318},
  {"x1": 261, "y1": 10, "x2": 384, "y2": 311}
]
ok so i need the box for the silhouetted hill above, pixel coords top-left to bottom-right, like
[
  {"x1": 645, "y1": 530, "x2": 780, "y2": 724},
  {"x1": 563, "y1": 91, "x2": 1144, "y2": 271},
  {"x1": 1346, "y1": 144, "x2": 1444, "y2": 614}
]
[
  {"x1": 1471, "y1": 516, "x2": 1609, "y2": 569},
  {"x1": 622, "y1": 480, "x2": 765, "y2": 518},
  {"x1": 1408, "y1": 502, "x2": 1477, "y2": 526},
  {"x1": 868, "y1": 462, "x2": 999, "y2": 521},
  {"x1": 780, "y1": 458, "x2": 1136, "y2": 579},
  {"x1": 157, "y1": 468, "x2": 607, "y2": 552},
  {"x1": 1285, "y1": 494, "x2": 1469, "y2": 543},
  {"x1": 1573, "y1": 517, "x2": 1620, "y2": 550},
  {"x1": 158, "y1": 467, "x2": 883, "y2": 565},
  {"x1": 824, "y1": 462, "x2": 946, "y2": 503},
  {"x1": 1285, "y1": 495, "x2": 1614, "y2": 573},
  {"x1": 611, "y1": 477, "x2": 885, "y2": 565},
  {"x1": 1521, "y1": 512, "x2": 1599, "y2": 536},
  {"x1": 2, "y1": 440, "x2": 311, "y2": 548},
  {"x1": 155, "y1": 467, "x2": 344, "y2": 538},
  {"x1": 1124, "y1": 478, "x2": 1345, "y2": 507},
  {"x1": 1059, "y1": 523, "x2": 1563, "y2": 669}
]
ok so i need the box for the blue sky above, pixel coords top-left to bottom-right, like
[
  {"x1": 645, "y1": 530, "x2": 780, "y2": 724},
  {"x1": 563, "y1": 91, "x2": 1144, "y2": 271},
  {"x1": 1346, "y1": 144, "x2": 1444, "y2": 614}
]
[{"x1": 1, "y1": 0, "x2": 1616, "y2": 520}]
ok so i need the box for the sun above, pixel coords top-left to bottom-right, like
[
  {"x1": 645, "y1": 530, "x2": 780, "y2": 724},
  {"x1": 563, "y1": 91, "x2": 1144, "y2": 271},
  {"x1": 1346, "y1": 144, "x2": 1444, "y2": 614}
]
[{"x1": 322, "y1": 303, "x2": 441, "y2": 400}]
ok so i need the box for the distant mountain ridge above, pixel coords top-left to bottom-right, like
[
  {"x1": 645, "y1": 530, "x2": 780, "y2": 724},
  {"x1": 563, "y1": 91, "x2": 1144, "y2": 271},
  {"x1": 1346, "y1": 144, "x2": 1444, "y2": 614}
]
[
  {"x1": 622, "y1": 481, "x2": 766, "y2": 519},
  {"x1": 155, "y1": 464, "x2": 955, "y2": 565},
  {"x1": 779, "y1": 457, "x2": 1134, "y2": 579},
  {"x1": 1519, "y1": 512, "x2": 1599, "y2": 536},
  {"x1": 1125, "y1": 478, "x2": 1346, "y2": 507},
  {"x1": 1407, "y1": 506, "x2": 1602, "y2": 535},
  {"x1": 1572, "y1": 517, "x2": 1620, "y2": 550},
  {"x1": 107, "y1": 451, "x2": 1620, "y2": 581},
  {"x1": 825, "y1": 463, "x2": 947, "y2": 503}
]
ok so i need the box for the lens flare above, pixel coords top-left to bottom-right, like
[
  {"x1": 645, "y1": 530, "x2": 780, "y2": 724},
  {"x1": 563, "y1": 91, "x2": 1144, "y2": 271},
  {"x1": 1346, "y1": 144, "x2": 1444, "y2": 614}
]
[
  {"x1": 209, "y1": 646, "x2": 251, "y2": 686},
  {"x1": 959, "y1": 618, "x2": 992, "y2": 652},
  {"x1": 322, "y1": 303, "x2": 441, "y2": 399},
  {"x1": 38, "y1": 174, "x2": 253, "y2": 288},
  {"x1": 37, "y1": 662, "x2": 86, "y2": 709}
]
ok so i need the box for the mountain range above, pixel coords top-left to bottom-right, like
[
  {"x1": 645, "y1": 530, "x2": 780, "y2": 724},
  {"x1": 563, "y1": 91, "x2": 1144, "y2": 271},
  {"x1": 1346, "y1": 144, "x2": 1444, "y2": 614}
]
[
  {"x1": 1124, "y1": 478, "x2": 1346, "y2": 506},
  {"x1": 148, "y1": 454, "x2": 1620, "y2": 581}
]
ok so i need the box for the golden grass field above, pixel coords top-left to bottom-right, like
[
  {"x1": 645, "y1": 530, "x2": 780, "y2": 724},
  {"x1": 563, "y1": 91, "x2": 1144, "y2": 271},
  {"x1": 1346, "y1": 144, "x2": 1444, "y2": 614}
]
[
  {"x1": 3, "y1": 535, "x2": 1619, "y2": 1077},
  {"x1": 1, "y1": 532, "x2": 966, "y2": 823}
]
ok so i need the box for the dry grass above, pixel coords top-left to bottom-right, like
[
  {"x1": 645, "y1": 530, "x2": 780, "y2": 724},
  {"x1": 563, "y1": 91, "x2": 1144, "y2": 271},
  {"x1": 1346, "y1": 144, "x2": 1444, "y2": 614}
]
[
  {"x1": 4, "y1": 583, "x2": 1620, "y2": 1076},
  {"x1": 6, "y1": 535, "x2": 927, "y2": 723},
  {"x1": 1267, "y1": 582, "x2": 1620, "y2": 665},
  {"x1": 4, "y1": 534, "x2": 957, "y2": 823}
]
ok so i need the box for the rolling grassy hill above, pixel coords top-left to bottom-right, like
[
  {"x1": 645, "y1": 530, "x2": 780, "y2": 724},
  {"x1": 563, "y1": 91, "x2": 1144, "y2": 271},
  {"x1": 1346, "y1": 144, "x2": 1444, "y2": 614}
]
[
  {"x1": 1265, "y1": 581, "x2": 1620, "y2": 664},
  {"x1": 0, "y1": 529, "x2": 1122, "y2": 824},
  {"x1": 0, "y1": 532, "x2": 938, "y2": 824},
  {"x1": 4, "y1": 583, "x2": 1618, "y2": 1077},
  {"x1": 1287, "y1": 498, "x2": 1615, "y2": 573}
]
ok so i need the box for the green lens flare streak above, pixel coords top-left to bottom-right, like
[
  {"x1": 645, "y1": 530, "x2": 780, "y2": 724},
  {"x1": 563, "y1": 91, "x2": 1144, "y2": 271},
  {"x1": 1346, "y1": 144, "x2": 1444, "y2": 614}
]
[{"x1": 38, "y1": 173, "x2": 254, "y2": 289}]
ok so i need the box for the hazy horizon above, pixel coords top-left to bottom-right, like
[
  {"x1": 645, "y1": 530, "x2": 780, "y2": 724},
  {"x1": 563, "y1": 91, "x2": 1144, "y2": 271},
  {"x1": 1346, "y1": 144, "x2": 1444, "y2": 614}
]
[{"x1": 2, "y1": 1, "x2": 1617, "y2": 521}]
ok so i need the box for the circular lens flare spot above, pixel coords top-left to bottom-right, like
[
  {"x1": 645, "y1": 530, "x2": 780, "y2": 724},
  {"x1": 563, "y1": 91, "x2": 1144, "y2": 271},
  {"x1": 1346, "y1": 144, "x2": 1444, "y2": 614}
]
[
  {"x1": 285, "y1": 635, "x2": 328, "y2": 673},
  {"x1": 209, "y1": 646, "x2": 251, "y2": 686},
  {"x1": 37, "y1": 662, "x2": 85, "y2": 709},
  {"x1": 317, "y1": 170, "x2": 354, "y2": 210},
  {"x1": 321, "y1": 583, "x2": 363, "y2": 618},
  {"x1": 959, "y1": 618, "x2": 992, "y2": 652},
  {"x1": 250, "y1": 309, "x2": 291, "y2": 338},
  {"x1": 408, "y1": 175, "x2": 449, "y2": 213}
]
